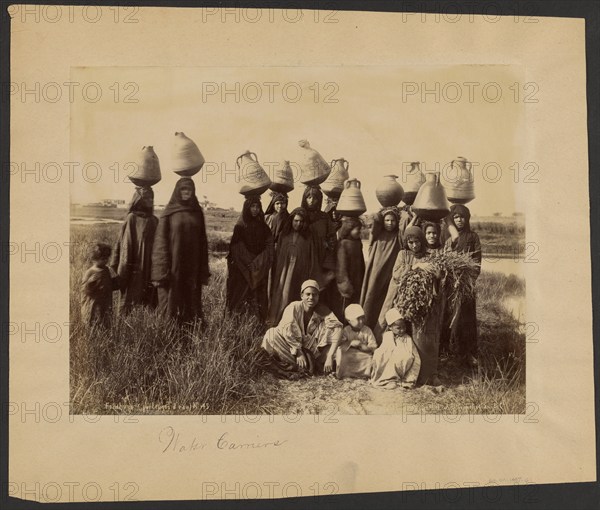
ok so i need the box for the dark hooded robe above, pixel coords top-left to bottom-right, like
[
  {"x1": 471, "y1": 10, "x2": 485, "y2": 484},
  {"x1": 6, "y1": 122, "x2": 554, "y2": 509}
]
[
  {"x1": 226, "y1": 195, "x2": 274, "y2": 321},
  {"x1": 443, "y1": 204, "x2": 481, "y2": 359},
  {"x1": 328, "y1": 216, "x2": 365, "y2": 321},
  {"x1": 264, "y1": 192, "x2": 289, "y2": 248},
  {"x1": 267, "y1": 207, "x2": 317, "y2": 327},
  {"x1": 300, "y1": 186, "x2": 337, "y2": 288},
  {"x1": 151, "y1": 178, "x2": 210, "y2": 323},
  {"x1": 111, "y1": 187, "x2": 158, "y2": 314},
  {"x1": 360, "y1": 207, "x2": 402, "y2": 330}
]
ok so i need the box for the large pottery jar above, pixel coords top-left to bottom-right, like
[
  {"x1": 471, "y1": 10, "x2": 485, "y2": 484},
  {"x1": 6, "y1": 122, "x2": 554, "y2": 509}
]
[
  {"x1": 171, "y1": 132, "x2": 205, "y2": 176},
  {"x1": 297, "y1": 139, "x2": 331, "y2": 186},
  {"x1": 336, "y1": 178, "x2": 367, "y2": 217},
  {"x1": 375, "y1": 174, "x2": 404, "y2": 207},
  {"x1": 269, "y1": 160, "x2": 294, "y2": 193},
  {"x1": 442, "y1": 156, "x2": 476, "y2": 204},
  {"x1": 130, "y1": 146, "x2": 162, "y2": 187},
  {"x1": 321, "y1": 158, "x2": 350, "y2": 199},
  {"x1": 402, "y1": 162, "x2": 424, "y2": 205},
  {"x1": 237, "y1": 151, "x2": 271, "y2": 196},
  {"x1": 412, "y1": 171, "x2": 450, "y2": 221}
]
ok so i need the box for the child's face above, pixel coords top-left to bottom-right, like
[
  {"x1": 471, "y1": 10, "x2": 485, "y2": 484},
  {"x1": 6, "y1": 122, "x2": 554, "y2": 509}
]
[
  {"x1": 274, "y1": 200, "x2": 285, "y2": 213},
  {"x1": 390, "y1": 319, "x2": 407, "y2": 336},
  {"x1": 305, "y1": 192, "x2": 318, "y2": 210},
  {"x1": 94, "y1": 256, "x2": 109, "y2": 268},
  {"x1": 453, "y1": 214, "x2": 465, "y2": 230},
  {"x1": 348, "y1": 316, "x2": 364, "y2": 330},
  {"x1": 406, "y1": 237, "x2": 422, "y2": 253},
  {"x1": 383, "y1": 214, "x2": 397, "y2": 232},
  {"x1": 350, "y1": 226, "x2": 362, "y2": 239},
  {"x1": 425, "y1": 226, "x2": 438, "y2": 246}
]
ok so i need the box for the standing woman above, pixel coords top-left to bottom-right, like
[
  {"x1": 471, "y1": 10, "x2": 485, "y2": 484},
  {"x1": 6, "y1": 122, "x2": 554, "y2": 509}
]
[
  {"x1": 111, "y1": 187, "x2": 158, "y2": 314},
  {"x1": 300, "y1": 185, "x2": 337, "y2": 297},
  {"x1": 444, "y1": 204, "x2": 482, "y2": 367},
  {"x1": 267, "y1": 207, "x2": 316, "y2": 327},
  {"x1": 226, "y1": 195, "x2": 274, "y2": 322},
  {"x1": 330, "y1": 216, "x2": 365, "y2": 321},
  {"x1": 151, "y1": 178, "x2": 210, "y2": 324},
  {"x1": 360, "y1": 207, "x2": 402, "y2": 331},
  {"x1": 264, "y1": 192, "x2": 289, "y2": 248}
]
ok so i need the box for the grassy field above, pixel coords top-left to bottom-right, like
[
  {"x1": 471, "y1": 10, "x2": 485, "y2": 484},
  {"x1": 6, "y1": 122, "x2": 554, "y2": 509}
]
[{"x1": 71, "y1": 218, "x2": 525, "y2": 415}]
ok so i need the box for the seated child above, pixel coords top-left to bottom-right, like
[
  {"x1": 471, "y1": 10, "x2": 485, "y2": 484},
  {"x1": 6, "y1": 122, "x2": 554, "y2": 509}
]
[
  {"x1": 371, "y1": 308, "x2": 421, "y2": 390},
  {"x1": 325, "y1": 304, "x2": 377, "y2": 379},
  {"x1": 81, "y1": 242, "x2": 120, "y2": 328}
]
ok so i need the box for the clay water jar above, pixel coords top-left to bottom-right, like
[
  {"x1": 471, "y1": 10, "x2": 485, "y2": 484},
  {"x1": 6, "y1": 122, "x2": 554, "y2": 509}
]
[
  {"x1": 412, "y1": 171, "x2": 450, "y2": 221},
  {"x1": 321, "y1": 158, "x2": 350, "y2": 199},
  {"x1": 336, "y1": 178, "x2": 367, "y2": 217},
  {"x1": 442, "y1": 156, "x2": 476, "y2": 204},
  {"x1": 237, "y1": 150, "x2": 272, "y2": 196},
  {"x1": 375, "y1": 174, "x2": 404, "y2": 207},
  {"x1": 130, "y1": 146, "x2": 162, "y2": 187},
  {"x1": 269, "y1": 160, "x2": 294, "y2": 193},
  {"x1": 297, "y1": 139, "x2": 331, "y2": 186},
  {"x1": 171, "y1": 132, "x2": 205, "y2": 176},
  {"x1": 402, "y1": 162, "x2": 425, "y2": 205}
]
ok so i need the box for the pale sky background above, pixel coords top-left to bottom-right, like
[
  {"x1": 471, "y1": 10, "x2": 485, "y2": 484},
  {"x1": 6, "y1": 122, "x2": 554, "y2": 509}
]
[{"x1": 70, "y1": 65, "x2": 525, "y2": 214}]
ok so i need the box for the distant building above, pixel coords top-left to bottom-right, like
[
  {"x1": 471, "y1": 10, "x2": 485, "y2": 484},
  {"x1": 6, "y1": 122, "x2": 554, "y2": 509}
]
[{"x1": 100, "y1": 199, "x2": 127, "y2": 208}]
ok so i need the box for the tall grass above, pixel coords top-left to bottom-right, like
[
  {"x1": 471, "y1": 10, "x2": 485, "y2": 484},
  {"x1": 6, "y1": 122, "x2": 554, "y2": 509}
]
[{"x1": 70, "y1": 227, "x2": 266, "y2": 414}]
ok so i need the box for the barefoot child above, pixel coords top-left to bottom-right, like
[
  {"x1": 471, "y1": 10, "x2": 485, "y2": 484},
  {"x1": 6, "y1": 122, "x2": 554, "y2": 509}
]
[
  {"x1": 81, "y1": 243, "x2": 120, "y2": 328},
  {"x1": 325, "y1": 304, "x2": 377, "y2": 379},
  {"x1": 371, "y1": 308, "x2": 421, "y2": 389}
]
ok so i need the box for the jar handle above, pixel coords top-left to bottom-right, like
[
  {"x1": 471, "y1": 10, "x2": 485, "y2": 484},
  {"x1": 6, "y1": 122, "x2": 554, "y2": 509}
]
[
  {"x1": 355, "y1": 179, "x2": 361, "y2": 189},
  {"x1": 343, "y1": 159, "x2": 349, "y2": 172},
  {"x1": 236, "y1": 154, "x2": 243, "y2": 169},
  {"x1": 249, "y1": 151, "x2": 258, "y2": 162}
]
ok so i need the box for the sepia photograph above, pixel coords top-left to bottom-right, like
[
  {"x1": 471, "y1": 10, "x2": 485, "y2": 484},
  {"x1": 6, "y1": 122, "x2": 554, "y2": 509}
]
[
  {"x1": 69, "y1": 65, "x2": 527, "y2": 416},
  {"x1": 7, "y1": 4, "x2": 596, "y2": 504}
]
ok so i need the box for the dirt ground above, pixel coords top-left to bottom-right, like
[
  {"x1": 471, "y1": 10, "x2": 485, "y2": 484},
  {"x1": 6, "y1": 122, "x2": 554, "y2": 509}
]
[{"x1": 255, "y1": 356, "x2": 494, "y2": 416}]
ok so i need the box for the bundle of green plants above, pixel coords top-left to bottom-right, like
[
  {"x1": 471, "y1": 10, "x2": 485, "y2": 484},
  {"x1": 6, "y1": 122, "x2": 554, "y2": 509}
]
[{"x1": 393, "y1": 251, "x2": 480, "y2": 330}]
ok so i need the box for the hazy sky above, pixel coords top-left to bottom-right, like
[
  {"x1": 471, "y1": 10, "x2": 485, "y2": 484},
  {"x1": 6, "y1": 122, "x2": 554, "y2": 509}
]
[{"x1": 70, "y1": 65, "x2": 525, "y2": 214}]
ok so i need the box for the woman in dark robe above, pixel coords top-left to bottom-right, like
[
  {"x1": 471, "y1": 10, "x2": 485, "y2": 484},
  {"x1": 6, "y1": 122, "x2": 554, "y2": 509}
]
[
  {"x1": 360, "y1": 207, "x2": 402, "y2": 331},
  {"x1": 444, "y1": 204, "x2": 482, "y2": 367},
  {"x1": 151, "y1": 178, "x2": 210, "y2": 324},
  {"x1": 111, "y1": 186, "x2": 158, "y2": 314},
  {"x1": 264, "y1": 192, "x2": 289, "y2": 248},
  {"x1": 300, "y1": 186, "x2": 337, "y2": 297},
  {"x1": 329, "y1": 216, "x2": 365, "y2": 321},
  {"x1": 267, "y1": 207, "x2": 316, "y2": 327},
  {"x1": 226, "y1": 195, "x2": 274, "y2": 322}
]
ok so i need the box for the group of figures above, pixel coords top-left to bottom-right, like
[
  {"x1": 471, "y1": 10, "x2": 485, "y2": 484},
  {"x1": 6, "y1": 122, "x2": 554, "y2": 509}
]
[{"x1": 80, "y1": 176, "x2": 481, "y2": 389}]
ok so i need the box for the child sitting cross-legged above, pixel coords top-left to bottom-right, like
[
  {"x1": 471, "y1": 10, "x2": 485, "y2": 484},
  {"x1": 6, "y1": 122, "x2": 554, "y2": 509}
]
[
  {"x1": 371, "y1": 308, "x2": 421, "y2": 390},
  {"x1": 325, "y1": 304, "x2": 377, "y2": 379}
]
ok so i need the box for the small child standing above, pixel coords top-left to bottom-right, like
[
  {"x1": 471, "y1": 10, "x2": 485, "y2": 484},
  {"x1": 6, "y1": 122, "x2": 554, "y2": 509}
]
[
  {"x1": 325, "y1": 304, "x2": 377, "y2": 379},
  {"x1": 81, "y1": 243, "x2": 120, "y2": 328},
  {"x1": 371, "y1": 308, "x2": 421, "y2": 390}
]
